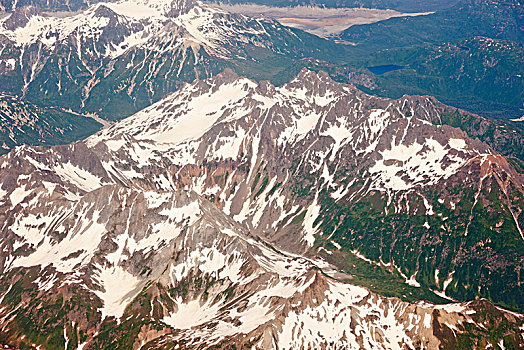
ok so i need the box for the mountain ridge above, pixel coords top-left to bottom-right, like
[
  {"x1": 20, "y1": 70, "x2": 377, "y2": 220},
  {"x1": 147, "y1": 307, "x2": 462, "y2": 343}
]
[
  {"x1": 2, "y1": 68, "x2": 523, "y2": 310},
  {"x1": 1, "y1": 68, "x2": 523, "y2": 348},
  {"x1": 0, "y1": 0, "x2": 348, "y2": 120}
]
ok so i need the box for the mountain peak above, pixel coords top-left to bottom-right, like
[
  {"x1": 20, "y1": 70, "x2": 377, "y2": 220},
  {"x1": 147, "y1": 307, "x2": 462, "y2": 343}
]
[
  {"x1": 98, "y1": 0, "x2": 199, "y2": 18},
  {"x1": 287, "y1": 68, "x2": 359, "y2": 97},
  {"x1": 210, "y1": 68, "x2": 241, "y2": 85}
]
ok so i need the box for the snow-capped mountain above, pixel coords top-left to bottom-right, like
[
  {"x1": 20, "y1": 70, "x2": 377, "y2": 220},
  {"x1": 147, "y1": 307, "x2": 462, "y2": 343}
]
[
  {"x1": 2, "y1": 182, "x2": 520, "y2": 348},
  {"x1": 0, "y1": 69, "x2": 523, "y2": 348},
  {"x1": 0, "y1": 0, "x2": 103, "y2": 12},
  {"x1": 0, "y1": 0, "x2": 341, "y2": 120},
  {"x1": 84, "y1": 69, "x2": 524, "y2": 312}
]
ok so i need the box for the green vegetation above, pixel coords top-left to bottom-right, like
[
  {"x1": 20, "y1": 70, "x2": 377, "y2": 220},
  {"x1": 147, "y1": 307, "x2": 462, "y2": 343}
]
[
  {"x1": 253, "y1": 175, "x2": 269, "y2": 199},
  {"x1": 0, "y1": 95, "x2": 102, "y2": 155},
  {"x1": 358, "y1": 38, "x2": 524, "y2": 119},
  {"x1": 340, "y1": 0, "x2": 523, "y2": 52},
  {"x1": 0, "y1": 267, "x2": 101, "y2": 349},
  {"x1": 300, "y1": 173, "x2": 524, "y2": 312},
  {"x1": 320, "y1": 248, "x2": 450, "y2": 304},
  {"x1": 327, "y1": 0, "x2": 524, "y2": 119},
  {"x1": 430, "y1": 109, "x2": 524, "y2": 160}
]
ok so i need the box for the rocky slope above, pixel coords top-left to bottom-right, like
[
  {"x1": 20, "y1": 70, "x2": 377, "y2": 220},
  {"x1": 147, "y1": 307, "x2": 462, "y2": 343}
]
[
  {"x1": 0, "y1": 0, "x2": 345, "y2": 120},
  {"x1": 82, "y1": 68, "x2": 524, "y2": 309},
  {"x1": 1, "y1": 182, "x2": 521, "y2": 348},
  {"x1": 0, "y1": 69, "x2": 523, "y2": 348}
]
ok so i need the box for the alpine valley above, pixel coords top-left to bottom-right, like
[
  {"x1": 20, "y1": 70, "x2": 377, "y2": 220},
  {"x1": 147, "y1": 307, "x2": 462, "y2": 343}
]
[{"x1": 0, "y1": 0, "x2": 523, "y2": 349}]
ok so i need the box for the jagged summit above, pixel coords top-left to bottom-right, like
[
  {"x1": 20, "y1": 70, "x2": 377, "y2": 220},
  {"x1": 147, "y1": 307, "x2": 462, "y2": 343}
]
[
  {"x1": 166, "y1": 0, "x2": 197, "y2": 16},
  {"x1": 97, "y1": 0, "x2": 199, "y2": 18}
]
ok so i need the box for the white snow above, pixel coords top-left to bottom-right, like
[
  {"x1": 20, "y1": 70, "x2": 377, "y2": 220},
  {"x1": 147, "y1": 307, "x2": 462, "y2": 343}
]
[
  {"x1": 277, "y1": 279, "x2": 421, "y2": 350},
  {"x1": 53, "y1": 162, "x2": 105, "y2": 192},
  {"x1": 448, "y1": 138, "x2": 466, "y2": 150},
  {"x1": 442, "y1": 271, "x2": 455, "y2": 291},
  {"x1": 99, "y1": 78, "x2": 257, "y2": 146},
  {"x1": 435, "y1": 303, "x2": 465, "y2": 313},
  {"x1": 34, "y1": 274, "x2": 59, "y2": 292},
  {"x1": 406, "y1": 272, "x2": 421, "y2": 288},
  {"x1": 0, "y1": 9, "x2": 110, "y2": 47},
  {"x1": 423, "y1": 313, "x2": 431, "y2": 328},
  {"x1": 213, "y1": 128, "x2": 246, "y2": 160},
  {"x1": 94, "y1": 265, "x2": 140, "y2": 319},
  {"x1": 104, "y1": 1, "x2": 165, "y2": 19},
  {"x1": 369, "y1": 138, "x2": 469, "y2": 191},
  {"x1": 12, "y1": 208, "x2": 105, "y2": 273},
  {"x1": 9, "y1": 185, "x2": 32, "y2": 207},
  {"x1": 302, "y1": 196, "x2": 321, "y2": 247},
  {"x1": 295, "y1": 111, "x2": 321, "y2": 136},
  {"x1": 2, "y1": 58, "x2": 16, "y2": 71},
  {"x1": 162, "y1": 298, "x2": 222, "y2": 329},
  {"x1": 12, "y1": 212, "x2": 57, "y2": 246}
]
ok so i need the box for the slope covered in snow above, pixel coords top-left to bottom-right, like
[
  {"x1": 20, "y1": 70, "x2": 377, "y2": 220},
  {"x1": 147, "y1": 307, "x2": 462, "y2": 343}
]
[
  {"x1": 0, "y1": 69, "x2": 523, "y2": 348},
  {"x1": 0, "y1": 180, "x2": 522, "y2": 349}
]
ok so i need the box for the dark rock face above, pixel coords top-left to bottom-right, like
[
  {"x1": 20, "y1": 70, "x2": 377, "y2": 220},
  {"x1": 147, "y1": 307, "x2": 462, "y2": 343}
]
[
  {"x1": 2, "y1": 6, "x2": 41, "y2": 30},
  {"x1": 0, "y1": 69, "x2": 523, "y2": 349}
]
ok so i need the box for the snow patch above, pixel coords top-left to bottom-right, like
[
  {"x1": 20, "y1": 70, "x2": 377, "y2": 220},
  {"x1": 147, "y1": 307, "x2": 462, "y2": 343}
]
[
  {"x1": 53, "y1": 162, "x2": 105, "y2": 192},
  {"x1": 162, "y1": 298, "x2": 222, "y2": 329},
  {"x1": 94, "y1": 265, "x2": 140, "y2": 319}
]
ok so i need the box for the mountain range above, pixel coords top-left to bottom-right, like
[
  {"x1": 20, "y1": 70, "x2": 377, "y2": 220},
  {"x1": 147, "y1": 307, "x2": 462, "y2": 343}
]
[
  {"x1": 0, "y1": 0, "x2": 523, "y2": 348},
  {"x1": 0, "y1": 0, "x2": 345, "y2": 120},
  {"x1": 210, "y1": 0, "x2": 461, "y2": 12},
  {"x1": 0, "y1": 69, "x2": 523, "y2": 348},
  {"x1": 0, "y1": 0, "x2": 522, "y2": 155},
  {"x1": 346, "y1": 37, "x2": 524, "y2": 119},
  {"x1": 0, "y1": 0, "x2": 463, "y2": 12},
  {"x1": 340, "y1": 0, "x2": 523, "y2": 50},
  {"x1": 336, "y1": 0, "x2": 524, "y2": 118}
]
